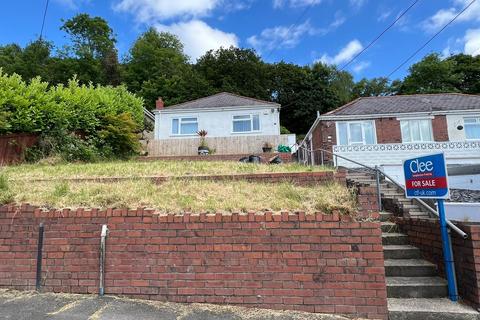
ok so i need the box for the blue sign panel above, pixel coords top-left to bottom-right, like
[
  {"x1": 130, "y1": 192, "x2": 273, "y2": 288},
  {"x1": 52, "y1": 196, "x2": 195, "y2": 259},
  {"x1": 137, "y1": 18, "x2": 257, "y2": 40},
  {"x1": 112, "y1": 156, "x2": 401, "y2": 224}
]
[{"x1": 403, "y1": 153, "x2": 449, "y2": 199}]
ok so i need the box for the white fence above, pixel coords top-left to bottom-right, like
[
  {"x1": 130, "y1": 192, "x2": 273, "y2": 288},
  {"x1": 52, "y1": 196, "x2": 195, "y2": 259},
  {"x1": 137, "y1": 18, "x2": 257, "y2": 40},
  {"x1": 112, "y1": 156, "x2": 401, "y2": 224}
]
[{"x1": 147, "y1": 134, "x2": 296, "y2": 156}]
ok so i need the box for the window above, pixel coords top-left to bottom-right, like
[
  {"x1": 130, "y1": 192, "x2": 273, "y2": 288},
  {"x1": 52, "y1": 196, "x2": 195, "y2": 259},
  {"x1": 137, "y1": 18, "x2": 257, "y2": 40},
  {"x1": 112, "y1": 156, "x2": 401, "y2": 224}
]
[
  {"x1": 171, "y1": 117, "x2": 198, "y2": 135},
  {"x1": 337, "y1": 121, "x2": 376, "y2": 145},
  {"x1": 232, "y1": 114, "x2": 260, "y2": 133},
  {"x1": 465, "y1": 117, "x2": 480, "y2": 140},
  {"x1": 400, "y1": 119, "x2": 433, "y2": 143}
]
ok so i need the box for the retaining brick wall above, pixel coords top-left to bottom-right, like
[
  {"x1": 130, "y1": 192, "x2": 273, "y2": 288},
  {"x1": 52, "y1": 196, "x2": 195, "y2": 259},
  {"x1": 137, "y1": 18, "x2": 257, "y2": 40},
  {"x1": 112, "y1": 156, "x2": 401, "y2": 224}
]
[
  {"x1": 397, "y1": 217, "x2": 480, "y2": 308},
  {"x1": 139, "y1": 153, "x2": 293, "y2": 163},
  {"x1": 0, "y1": 205, "x2": 388, "y2": 319},
  {"x1": 29, "y1": 171, "x2": 346, "y2": 188}
]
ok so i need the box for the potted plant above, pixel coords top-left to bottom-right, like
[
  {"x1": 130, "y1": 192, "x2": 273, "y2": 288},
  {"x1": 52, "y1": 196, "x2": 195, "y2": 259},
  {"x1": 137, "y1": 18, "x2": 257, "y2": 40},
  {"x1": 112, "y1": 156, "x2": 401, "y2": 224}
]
[
  {"x1": 197, "y1": 130, "x2": 209, "y2": 155},
  {"x1": 262, "y1": 142, "x2": 273, "y2": 153}
]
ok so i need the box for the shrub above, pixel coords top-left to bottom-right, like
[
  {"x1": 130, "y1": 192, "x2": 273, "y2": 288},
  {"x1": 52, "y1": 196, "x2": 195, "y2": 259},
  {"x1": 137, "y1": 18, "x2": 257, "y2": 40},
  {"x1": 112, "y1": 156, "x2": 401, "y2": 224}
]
[{"x1": 0, "y1": 70, "x2": 144, "y2": 161}]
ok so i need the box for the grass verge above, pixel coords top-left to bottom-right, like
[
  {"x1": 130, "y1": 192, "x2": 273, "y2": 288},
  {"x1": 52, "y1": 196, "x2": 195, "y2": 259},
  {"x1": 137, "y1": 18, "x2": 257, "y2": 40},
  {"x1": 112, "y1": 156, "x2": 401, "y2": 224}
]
[
  {"x1": 4, "y1": 178, "x2": 356, "y2": 214},
  {"x1": 2, "y1": 160, "x2": 331, "y2": 181}
]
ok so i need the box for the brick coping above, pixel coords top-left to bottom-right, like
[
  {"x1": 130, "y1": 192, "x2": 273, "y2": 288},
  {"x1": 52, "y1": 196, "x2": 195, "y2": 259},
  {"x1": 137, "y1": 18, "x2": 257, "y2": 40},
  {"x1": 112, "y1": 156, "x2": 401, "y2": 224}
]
[
  {"x1": 0, "y1": 204, "x2": 380, "y2": 222},
  {"x1": 13, "y1": 170, "x2": 338, "y2": 183}
]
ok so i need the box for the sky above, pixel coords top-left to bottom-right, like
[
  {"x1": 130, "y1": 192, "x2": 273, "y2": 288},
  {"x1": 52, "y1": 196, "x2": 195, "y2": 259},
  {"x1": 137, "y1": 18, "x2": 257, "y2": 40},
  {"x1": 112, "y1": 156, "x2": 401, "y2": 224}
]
[{"x1": 0, "y1": 0, "x2": 479, "y2": 80}]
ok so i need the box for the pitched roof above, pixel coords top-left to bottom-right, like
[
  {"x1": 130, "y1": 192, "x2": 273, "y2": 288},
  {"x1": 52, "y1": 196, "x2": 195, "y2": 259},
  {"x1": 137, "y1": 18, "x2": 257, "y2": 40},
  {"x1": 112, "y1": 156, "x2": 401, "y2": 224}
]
[
  {"x1": 324, "y1": 93, "x2": 480, "y2": 117},
  {"x1": 164, "y1": 92, "x2": 279, "y2": 110}
]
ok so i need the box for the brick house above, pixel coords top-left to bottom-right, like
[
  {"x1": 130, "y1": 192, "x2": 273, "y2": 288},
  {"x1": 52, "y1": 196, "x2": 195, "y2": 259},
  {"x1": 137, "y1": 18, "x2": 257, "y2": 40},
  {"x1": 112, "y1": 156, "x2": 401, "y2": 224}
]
[{"x1": 299, "y1": 93, "x2": 480, "y2": 182}]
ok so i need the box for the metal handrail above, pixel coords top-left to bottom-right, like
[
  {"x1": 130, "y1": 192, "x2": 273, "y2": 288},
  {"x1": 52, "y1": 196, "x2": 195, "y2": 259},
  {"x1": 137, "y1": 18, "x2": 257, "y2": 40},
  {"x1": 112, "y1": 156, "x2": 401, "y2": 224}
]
[{"x1": 296, "y1": 145, "x2": 468, "y2": 239}]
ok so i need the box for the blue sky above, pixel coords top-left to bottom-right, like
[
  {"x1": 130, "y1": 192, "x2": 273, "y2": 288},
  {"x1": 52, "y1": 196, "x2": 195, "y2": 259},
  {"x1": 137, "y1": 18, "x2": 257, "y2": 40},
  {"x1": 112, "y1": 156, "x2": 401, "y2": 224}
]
[{"x1": 1, "y1": 0, "x2": 479, "y2": 80}]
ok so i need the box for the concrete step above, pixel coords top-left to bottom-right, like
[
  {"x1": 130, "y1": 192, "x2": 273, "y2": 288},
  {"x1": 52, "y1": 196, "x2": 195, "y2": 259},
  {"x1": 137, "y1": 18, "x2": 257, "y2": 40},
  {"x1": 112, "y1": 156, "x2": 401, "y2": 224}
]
[
  {"x1": 388, "y1": 298, "x2": 480, "y2": 320},
  {"x1": 382, "y1": 222, "x2": 400, "y2": 233},
  {"x1": 383, "y1": 245, "x2": 422, "y2": 259},
  {"x1": 382, "y1": 233, "x2": 409, "y2": 245},
  {"x1": 379, "y1": 212, "x2": 393, "y2": 222},
  {"x1": 387, "y1": 277, "x2": 448, "y2": 298},
  {"x1": 385, "y1": 259, "x2": 437, "y2": 277}
]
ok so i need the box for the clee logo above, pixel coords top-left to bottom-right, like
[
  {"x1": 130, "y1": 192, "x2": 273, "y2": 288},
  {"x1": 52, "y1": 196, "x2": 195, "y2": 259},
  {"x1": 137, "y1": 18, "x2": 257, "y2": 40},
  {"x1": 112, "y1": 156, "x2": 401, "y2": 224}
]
[{"x1": 409, "y1": 159, "x2": 433, "y2": 174}]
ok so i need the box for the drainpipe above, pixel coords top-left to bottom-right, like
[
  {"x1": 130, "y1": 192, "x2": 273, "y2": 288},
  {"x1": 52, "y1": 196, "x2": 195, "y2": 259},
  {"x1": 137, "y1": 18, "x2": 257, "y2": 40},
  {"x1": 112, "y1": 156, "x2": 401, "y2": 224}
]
[{"x1": 99, "y1": 224, "x2": 108, "y2": 296}]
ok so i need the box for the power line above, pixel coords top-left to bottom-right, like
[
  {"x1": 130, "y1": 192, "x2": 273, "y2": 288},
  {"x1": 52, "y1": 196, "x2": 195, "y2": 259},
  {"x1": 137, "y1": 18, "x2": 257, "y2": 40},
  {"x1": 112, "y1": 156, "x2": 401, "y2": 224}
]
[
  {"x1": 40, "y1": 0, "x2": 50, "y2": 40},
  {"x1": 339, "y1": 0, "x2": 421, "y2": 71},
  {"x1": 387, "y1": 0, "x2": 477, "y2": 78},
  {"x1": 264, "y1": 3, "x2": 315, "y2": 61}
]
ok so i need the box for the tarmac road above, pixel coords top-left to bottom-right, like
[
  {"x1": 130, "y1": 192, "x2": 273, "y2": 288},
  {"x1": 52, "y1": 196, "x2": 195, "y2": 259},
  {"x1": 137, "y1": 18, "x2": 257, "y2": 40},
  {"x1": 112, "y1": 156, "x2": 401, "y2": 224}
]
[{"x1": 0, "y1": 289, "x2": 354, "y2": 320}]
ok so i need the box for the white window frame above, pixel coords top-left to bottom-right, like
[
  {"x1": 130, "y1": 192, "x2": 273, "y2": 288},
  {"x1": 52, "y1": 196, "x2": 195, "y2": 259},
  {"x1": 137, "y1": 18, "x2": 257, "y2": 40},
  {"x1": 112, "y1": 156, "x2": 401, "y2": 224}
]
[
  {"x1": 171, "y1": 117, "x2": 198, "y2": 136},
  {"x1": 464, "y1": 116, "x2": 480, "y2": 141},
  {"x1": 400, "y1": 119, "x2": 433, "y2": 143},
  {"x1": 336, "y1": 120, "x2": 377, "y2": 146},
  {"x1": 232, "y1": 114, "x2": 261, "y2": 134}
]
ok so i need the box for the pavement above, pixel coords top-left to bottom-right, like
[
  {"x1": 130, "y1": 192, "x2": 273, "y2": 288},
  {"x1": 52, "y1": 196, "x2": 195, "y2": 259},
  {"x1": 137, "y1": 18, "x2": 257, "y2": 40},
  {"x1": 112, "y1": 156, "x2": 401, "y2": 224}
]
[{"x1": 0, "y1": 289, "x2": 353, "y2": 320}]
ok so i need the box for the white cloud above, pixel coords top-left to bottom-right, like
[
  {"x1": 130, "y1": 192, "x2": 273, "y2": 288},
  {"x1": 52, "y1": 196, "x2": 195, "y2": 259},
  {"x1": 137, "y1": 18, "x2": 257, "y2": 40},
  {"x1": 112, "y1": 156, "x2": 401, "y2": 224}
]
[
  {"x1": 155, "y1": 20, "x2": 238, "y2": 61},
  {"x1": 247, "y1": 20, "x2": 315, "y2": 53},
  {"x1": 114, "y1": 0, "x2": 220, "y2": 22},
  {"x1": 464, "y1": 28, "x2": 480, "y2": 56},
  {"x1": 350, "y1": 0, "x2": 367, "y2": 9},
  {"x1": 53, "y1": 0, "x2": 89, "y2": 9},
  {"x1": 318, "y1": 39, "x2": 363, "y2": 65},
  {"x1": 423, "y1": 0, "x2": 480, "y2": 32},
  {"x1": 377, "y1": 10, "x2": 392, "y2": 22},
  {"x1": 273, "y1": 0, "x2": 322, "y2": 9},
  {"x1": 352, "y1": 61, "x2": 371, "y2": 73}
]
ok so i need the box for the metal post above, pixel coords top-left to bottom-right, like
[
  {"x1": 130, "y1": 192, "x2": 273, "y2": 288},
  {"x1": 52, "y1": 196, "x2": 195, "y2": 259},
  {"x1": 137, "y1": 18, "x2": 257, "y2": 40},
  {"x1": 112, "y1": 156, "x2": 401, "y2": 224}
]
[
  {"x1": 320, "y1": 150, "x2": 324, "y2": 166},
  {"x1": 99, "y1": 224, "x2": 108, "y2": 296},
  {"x1": 35, "y1": 223, "x2": 44, "y2": 291},
  {"x1": 438, "y1": 199, "x2": 458, "y2": 301},
  {"x1": 375, "y1": 166, "x2": 382, "y2": 212}
]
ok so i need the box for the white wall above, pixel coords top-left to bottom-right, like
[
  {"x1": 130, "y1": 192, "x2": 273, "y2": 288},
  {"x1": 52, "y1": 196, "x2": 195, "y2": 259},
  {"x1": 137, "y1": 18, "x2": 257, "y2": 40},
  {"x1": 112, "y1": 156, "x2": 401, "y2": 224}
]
[
  {"x1": 444, "y1": 203, "x2": 480, "y2": 222},
  {"x1": 447, "y1": 113, "x2": 480, "y2": 141},
  {"x1": 154, "y1": 106, "x2": 280, "y2": 139}
]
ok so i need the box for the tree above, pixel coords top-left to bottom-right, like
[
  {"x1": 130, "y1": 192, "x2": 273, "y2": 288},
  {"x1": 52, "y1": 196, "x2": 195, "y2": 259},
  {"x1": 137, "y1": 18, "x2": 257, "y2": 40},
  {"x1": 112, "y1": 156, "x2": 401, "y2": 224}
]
[
  {"x1": 399, "y1": 53, "x2": 460, "y2": 94},
  {"x1": 60, "y1": 14, "x2": 120, "y2": 85},
  {"x1": 447, "y1": 54, "x2": 480, "y2": 94},
  {"x1": 124, "y1": 28, "x2": 210, "y2": 108},
  {"x1": 353, "y1": 77, "x2": 396, "y2": 97},
  {"x1": 195, "y1": 47, "x2": 270, "y2": 100}
]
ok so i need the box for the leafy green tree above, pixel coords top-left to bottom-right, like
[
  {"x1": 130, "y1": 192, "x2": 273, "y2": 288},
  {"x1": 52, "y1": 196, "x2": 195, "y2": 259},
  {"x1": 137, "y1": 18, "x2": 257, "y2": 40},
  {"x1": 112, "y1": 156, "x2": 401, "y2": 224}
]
[
  {"x1": 60, "y1": 13, "x2": 120, "y2": 85},
  {"x1": 195, "y1": 46, "x2": 270, "y2": 100},
  {"x1": 353, "y1": 77, "x2": 396, "y2": 97},
  {"x1": 399, "y1": 53, "x2": 460, "y2": 94},
  {"x1": 447, "y1": 54, "x2": 480, "y2": 94},
  {"x1": 124, "y1": 28, "x2": 210, "y2": 108}
]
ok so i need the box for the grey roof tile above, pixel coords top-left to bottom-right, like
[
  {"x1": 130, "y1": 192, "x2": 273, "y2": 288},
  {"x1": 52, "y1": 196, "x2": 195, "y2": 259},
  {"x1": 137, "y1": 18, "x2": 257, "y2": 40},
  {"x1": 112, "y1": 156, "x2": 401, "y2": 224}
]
[
  {"x1": 164, "y1": 92, "x2": 279, "y2": 110},
  {"x1": 325, "y1": 93, "x2": 480, "y2": 116}
]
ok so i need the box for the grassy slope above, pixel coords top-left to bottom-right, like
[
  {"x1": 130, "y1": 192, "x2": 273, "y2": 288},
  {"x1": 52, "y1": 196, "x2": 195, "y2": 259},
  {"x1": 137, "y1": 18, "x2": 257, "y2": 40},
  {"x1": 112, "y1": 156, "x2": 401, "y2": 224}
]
[
  {"x1": 2, "y1": 160, "x2": 331, "y2": 180},
  {"x1": 0, "y1": 160, "x2": 353, "y2": 214}
]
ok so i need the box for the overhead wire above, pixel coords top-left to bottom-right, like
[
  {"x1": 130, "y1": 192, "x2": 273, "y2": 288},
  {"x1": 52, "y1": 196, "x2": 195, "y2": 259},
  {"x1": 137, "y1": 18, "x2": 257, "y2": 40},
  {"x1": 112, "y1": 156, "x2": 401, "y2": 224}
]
[
  {"x1": 40, "y1": 0, "x2": 50, "y2": 40},
  {"x1": 339, "y1": 0, "x2": 421, "y2": 71},
  {"x1": 387, "y1": 0, "x2": 477, "y2": 78}
]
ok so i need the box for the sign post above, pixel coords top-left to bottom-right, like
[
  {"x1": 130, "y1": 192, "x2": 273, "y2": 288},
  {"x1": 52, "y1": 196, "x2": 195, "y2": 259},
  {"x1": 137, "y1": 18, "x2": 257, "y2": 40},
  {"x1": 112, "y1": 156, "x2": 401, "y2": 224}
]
[{"x1": 403, "y1": 153, "x2": 458, "y2": 302}]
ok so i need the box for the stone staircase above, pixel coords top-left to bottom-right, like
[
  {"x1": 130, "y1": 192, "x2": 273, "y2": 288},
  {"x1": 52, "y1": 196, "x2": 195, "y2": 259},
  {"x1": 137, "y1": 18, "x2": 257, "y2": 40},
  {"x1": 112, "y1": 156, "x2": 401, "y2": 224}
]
[{"x1": 347, "y1": 171, "x2": 480, "y2": 320}]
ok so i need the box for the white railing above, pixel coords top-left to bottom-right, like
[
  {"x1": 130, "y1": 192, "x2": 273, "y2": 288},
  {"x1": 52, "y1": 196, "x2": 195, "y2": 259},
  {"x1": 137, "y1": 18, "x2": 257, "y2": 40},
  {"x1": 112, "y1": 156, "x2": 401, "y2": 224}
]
[{"x1": 333, "y1": 141, "x2": 480, "y2": 167}]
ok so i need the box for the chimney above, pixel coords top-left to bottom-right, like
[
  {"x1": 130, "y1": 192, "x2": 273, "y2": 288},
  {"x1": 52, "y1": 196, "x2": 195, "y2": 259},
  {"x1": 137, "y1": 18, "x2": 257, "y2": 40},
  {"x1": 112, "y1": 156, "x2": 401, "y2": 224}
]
[{"x1": 156, "y1": 97, "x2": 164, "y2": 110}]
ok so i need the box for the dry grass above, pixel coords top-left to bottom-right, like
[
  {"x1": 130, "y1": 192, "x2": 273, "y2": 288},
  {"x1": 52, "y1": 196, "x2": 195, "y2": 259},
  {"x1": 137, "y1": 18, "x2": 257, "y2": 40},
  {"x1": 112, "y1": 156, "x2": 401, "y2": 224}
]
[
  {"x1": 2, "y1": 160, "x2": 331, "y2": 181},
  {"x1": 5, "y1": 178, "x2": 356, "y2": 214}
]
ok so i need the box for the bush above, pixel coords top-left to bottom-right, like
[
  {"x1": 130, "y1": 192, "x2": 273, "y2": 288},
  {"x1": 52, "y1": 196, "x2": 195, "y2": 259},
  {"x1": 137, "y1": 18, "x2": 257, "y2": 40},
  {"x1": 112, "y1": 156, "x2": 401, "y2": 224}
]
[{"x1": 0, "y1": 70, "x2": 144, "y2": 161}]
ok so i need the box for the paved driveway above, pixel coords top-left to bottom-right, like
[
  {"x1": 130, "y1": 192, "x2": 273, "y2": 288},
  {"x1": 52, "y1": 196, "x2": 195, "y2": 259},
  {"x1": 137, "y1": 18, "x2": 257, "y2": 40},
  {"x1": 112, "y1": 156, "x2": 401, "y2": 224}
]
[{"x1": 0, "y1": 289, "x2": 353, "y2": 320}]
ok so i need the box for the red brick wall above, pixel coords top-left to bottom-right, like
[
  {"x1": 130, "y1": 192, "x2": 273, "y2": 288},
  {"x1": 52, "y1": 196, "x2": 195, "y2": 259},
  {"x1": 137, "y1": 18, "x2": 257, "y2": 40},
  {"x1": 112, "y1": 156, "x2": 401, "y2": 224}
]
[
  {"x1": 375, "y1": 118, "x2": 402, "y2": 144},
  {"x1": 311, "y1": 121, "x2": 336, "y2": 163},
  {"x1": 30, "y1": 171, "x2": 346, "y2": 188},
  {"x1": 139, "y1": 153, "x2": 293, "y2": 163},
  {"x1": 0, "y1": 205, "x2": 388, "y2": 319},
  {"x1": 396, "y1": 217, "x2": 480, "y2": 308},
  {"x1": 432, "y1": 115, "x2": 449, "y2": 141}
]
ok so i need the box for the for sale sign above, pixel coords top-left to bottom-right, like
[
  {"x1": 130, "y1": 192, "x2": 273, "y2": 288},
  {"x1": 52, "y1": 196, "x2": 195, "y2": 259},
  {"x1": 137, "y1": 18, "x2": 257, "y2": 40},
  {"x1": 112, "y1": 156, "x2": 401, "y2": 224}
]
[{"x1": 403, "y1": 153, "x2": 449, "y2": 199}]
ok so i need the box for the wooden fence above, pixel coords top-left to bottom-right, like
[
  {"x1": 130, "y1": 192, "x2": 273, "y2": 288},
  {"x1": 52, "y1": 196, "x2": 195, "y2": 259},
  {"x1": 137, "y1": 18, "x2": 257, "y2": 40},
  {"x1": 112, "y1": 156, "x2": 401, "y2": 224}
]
[
  {"x1": 0, "y1": 133, "x2": 38, "y2": 165},
  {"x1": 147, "y1": 134, "x2": 294, "y2": 156}
]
